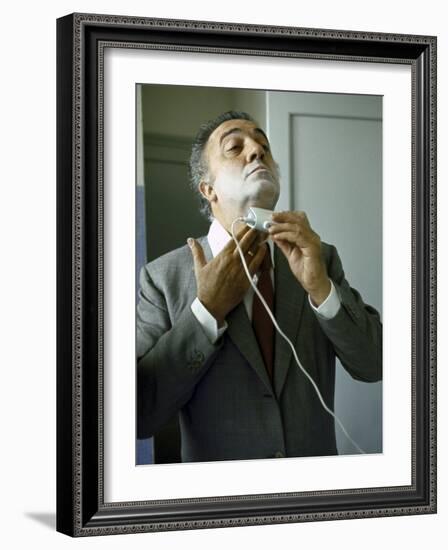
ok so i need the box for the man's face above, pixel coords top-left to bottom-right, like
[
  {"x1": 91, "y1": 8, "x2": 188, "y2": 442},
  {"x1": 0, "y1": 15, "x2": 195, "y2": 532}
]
[{"x1": 202, "y1": 119, "x2": 280, "y2": 219}]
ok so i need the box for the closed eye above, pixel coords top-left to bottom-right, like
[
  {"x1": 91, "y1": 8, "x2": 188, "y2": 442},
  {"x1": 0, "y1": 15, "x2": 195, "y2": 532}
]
[{"x1": 224, "y1": 141, "x2": 270, "y2": 153}]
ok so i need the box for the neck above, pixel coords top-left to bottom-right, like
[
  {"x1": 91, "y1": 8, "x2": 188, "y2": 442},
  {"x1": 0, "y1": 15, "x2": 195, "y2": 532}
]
[
  {"x1": 214, "y1": 198, "x2": 275, "y2": 233},
  {"x1": 213, "y1": 205, "x2": 247, "y2": 234}
]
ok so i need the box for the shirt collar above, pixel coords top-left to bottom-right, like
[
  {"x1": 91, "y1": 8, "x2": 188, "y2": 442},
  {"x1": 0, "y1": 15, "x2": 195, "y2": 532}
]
[{"x1": 207, "y1": 218, "x2": 275, "y2": 267}]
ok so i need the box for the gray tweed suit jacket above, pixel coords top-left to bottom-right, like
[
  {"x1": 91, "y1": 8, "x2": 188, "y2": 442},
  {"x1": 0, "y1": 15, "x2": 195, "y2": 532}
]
[{"x1": 136, "y1": 238, "x2": 382, "y2": 462}]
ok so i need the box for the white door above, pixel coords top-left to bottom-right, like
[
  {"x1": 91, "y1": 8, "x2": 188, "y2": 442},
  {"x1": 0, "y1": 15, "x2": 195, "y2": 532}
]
[{"x1": 268, "y1": 91, "x2": 382, "y2": 454}]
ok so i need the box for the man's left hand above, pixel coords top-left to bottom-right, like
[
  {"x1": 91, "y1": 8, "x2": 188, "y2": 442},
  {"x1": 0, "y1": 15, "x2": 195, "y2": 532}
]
[{"x1": 268, "y1": 211, "x2": 331, "y2": 307}]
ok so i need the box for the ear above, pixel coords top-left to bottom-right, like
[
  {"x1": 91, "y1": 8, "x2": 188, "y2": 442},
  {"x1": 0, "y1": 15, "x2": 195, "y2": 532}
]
[{"x1": 199, "y1": 181, "x2": 217, "y2": 203}]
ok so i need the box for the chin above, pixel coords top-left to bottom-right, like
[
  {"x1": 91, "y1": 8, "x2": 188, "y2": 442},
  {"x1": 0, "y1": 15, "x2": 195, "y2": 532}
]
[{"x1": 247, "y1": 189, "x2": 279, "y2": 210}]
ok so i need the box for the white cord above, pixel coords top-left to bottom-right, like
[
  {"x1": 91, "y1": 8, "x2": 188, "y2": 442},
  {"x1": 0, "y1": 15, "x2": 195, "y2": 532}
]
[{"x1": 231, "y1": 217, "x2": 365, "y2": 455}]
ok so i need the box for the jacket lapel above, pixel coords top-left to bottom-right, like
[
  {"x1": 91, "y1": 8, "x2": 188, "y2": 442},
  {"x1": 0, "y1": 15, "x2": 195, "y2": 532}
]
[
  {"x1": 226, "y1": 303, "x2": 273, "y2": 393},
  {"x1": 201, "y1": 236, "x2": 214, "y2": 263},
  {"x1": 273, "y1": 244, "x2": 306, "y2": 398},
  {"x1": 203, "y1": 236, "x2": 273, "y2": 394}
]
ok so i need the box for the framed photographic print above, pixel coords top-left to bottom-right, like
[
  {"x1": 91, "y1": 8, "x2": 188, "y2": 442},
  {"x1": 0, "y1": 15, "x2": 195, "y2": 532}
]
[
  {"x1": 135, "y1": 84, "x2": 383, "y2": 468},
  {"x1": 56, "y1": 13, "x2": 437, "y2": 536}
]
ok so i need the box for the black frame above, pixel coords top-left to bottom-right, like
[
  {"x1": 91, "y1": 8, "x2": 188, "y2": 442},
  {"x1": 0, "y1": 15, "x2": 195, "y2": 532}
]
[{"x1": 56, "y1": 13, "x2": 437, "y2": 536}]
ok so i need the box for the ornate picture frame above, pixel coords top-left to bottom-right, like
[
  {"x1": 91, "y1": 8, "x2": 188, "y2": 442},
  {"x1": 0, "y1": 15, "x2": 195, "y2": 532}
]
[{"x1": 56, "y1": 13, "x2": 436, "y2": 536}]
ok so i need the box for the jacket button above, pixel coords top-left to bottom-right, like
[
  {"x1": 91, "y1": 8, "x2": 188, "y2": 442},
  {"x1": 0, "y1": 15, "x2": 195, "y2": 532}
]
[{"x1": 187, "y1": 350, "x2": 205, "y2": 370}]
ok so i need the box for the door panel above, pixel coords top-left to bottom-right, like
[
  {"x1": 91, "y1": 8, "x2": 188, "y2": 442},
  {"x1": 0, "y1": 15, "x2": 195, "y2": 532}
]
[{"x1": 268, "y1": 91, "x2": 382, "y2": 454}]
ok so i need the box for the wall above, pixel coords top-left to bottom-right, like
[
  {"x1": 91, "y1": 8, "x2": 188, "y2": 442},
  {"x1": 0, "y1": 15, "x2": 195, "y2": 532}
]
[
  {"x1": 269, "y1": 91, "x2": 383, "y2": 454},
  {"x1": 141, "y1": 84, "x2": 267, "y2": 261},
  {"x1": 139, "y1": 85, "x2": 268, "y2": 463},
  {"x1": 1, "y1": 1, "x2": 445, "y2": 549},
  {"x1": 141, "y1": 85, "x2": 266, "y2": 139}
]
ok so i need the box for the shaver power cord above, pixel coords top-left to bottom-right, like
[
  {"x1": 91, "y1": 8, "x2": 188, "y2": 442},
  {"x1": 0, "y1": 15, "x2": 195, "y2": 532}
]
[{"x1": 231, "y1": 217, "x2": 365, "y2": 455}]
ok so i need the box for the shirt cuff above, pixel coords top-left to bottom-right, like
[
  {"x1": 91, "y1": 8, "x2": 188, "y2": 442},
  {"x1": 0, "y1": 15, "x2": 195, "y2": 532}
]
[
  {"x1": 308, "y1": 279, "x2": 341, "y2": 320},
  {"x1": 191, "y1": 297, "x2": 228, "y2": 344}
]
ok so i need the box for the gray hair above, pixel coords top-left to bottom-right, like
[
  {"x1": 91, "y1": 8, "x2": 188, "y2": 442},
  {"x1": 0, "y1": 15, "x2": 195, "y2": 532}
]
[{"x1": 189, "y1": 111, "x2": 257, "y2": 220}]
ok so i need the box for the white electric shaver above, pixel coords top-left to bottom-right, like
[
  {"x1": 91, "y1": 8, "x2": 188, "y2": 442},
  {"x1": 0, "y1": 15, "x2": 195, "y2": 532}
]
[{"x1": 244, "y1": 207, "x2": 275, "y2": 233}]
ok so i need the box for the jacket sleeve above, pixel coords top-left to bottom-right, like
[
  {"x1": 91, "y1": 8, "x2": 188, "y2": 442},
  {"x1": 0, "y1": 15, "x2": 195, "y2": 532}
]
[
  {"x1": 136, "y1": 264, "x2": 223, "y2": 439},
  {"x1": 315, "y1": 244, "x2": 382, "y2": 383}
]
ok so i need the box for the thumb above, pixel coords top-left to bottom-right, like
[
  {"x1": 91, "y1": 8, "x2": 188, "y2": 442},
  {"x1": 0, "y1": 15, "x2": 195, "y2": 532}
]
[
  {"x1": 274, "y1": 238, "x2": 293, "y2": 258},
  {"x1": 187, "y1": 238, "x2": 207, "y2": 275}
]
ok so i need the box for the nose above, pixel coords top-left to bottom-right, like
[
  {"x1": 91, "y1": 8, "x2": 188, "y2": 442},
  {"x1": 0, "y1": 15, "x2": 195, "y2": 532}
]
[{"x1": 246, "y1": 139, "x2": 265, "y2": 163}]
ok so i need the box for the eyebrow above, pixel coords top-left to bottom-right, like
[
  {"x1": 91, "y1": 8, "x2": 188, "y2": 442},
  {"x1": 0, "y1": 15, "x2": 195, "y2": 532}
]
[{"x1": 219, "y1": 127, "x2": 270, "y2": 146}]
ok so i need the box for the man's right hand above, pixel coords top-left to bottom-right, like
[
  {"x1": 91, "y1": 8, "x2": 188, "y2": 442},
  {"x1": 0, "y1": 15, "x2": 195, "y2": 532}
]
[{"x1": 188, "y1": 226, "x2": 267, "y2": 325}]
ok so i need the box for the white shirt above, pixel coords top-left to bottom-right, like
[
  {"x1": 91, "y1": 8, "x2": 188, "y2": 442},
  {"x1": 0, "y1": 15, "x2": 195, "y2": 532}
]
[{"x1": 191, "y1": 219, "x2": 341, "y2": 343}]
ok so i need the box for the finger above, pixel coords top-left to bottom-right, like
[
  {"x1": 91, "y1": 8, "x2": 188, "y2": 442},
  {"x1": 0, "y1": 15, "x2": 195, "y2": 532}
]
[
  {"x1": 232, "y1": 227, "x2": 262, "y2": 257},
  {"x1": 270, "y1": 231, "x2": 302, "y2": 247},
  {"x1": 222, "y1": 224, "x2": 251, "y2": 253},
  {"x1": 268, "y1": 222, "x2": 304, "y2": 236},
  {"x1": 247, "y1": 243, "x2": 268, "y2": 275},
  {"x1": 187, "y1": 238, "x2": 207, "y2": 275},
  {"x1": 269, "y1": 223, "x2": 315, "y2": 246},
  {"x1": 236, "y1": 223, "x2": 251, "y2": 238},
  {"x1": 274, "y1": 238, "x2": 295, "y2": 258},
  {"x1": 272, "y1": 210, "x2": 308, "y2": 225},
  {"x1": 271, "y1": 231, "x2": 316, "y2": 251}
]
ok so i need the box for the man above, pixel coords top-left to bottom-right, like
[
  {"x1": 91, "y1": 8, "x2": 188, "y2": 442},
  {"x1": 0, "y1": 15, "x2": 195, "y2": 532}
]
[{"x1": 137, "y1": 111, "x2": 382, "y2": 462}]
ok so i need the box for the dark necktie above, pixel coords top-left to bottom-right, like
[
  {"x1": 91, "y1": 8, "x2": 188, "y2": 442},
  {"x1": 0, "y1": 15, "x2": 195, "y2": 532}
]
[{"x1": 252, "y1": 244, "x2": 275, "y2": 382}]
